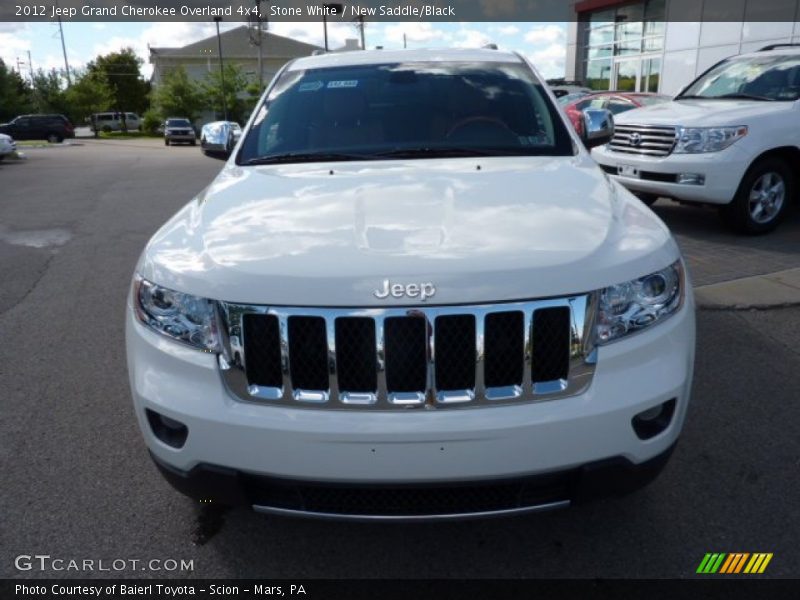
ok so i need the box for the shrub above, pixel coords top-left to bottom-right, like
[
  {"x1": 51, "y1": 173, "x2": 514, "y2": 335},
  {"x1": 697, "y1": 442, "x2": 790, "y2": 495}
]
[{"x1": 142, "y1": 109, "x2": 162, "y2": 135}]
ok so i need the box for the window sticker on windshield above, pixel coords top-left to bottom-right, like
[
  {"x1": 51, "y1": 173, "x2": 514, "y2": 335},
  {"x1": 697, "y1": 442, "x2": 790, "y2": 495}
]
[
  {"x1": 298, "y1": 81, "x2": 324, "y2": 92},
  {"x1": 327, "y1": 80, "x2": 359, "y2": 89}
]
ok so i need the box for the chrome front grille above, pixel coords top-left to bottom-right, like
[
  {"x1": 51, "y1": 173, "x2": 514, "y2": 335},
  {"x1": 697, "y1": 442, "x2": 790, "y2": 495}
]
[
  {"x1": 218, "y1": 295, "x2": 598, "y2": 410},
  {"x1": 608, "y1": 124, "x2": 677, "y2": 157}
]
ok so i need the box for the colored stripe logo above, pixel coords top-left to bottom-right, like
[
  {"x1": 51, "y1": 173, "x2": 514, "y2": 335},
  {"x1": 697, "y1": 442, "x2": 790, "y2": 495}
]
[{"x1": 697, "y1": 553, "x2": 773, "y2": 574}]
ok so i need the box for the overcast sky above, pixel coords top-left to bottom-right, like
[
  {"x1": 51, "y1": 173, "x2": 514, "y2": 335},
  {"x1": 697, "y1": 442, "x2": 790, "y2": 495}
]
[{"x1": 0, "y1": 21, "x2": 568, "y2": 82}]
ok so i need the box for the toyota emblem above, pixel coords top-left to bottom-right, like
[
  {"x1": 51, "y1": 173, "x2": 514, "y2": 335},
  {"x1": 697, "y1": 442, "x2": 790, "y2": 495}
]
[{"x1": 629, "y1": 132, "x2": 642, "y2": 147}]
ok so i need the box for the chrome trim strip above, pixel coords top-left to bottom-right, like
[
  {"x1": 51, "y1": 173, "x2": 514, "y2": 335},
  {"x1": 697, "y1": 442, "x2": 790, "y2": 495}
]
[
  {"x1": 324, "y1": 315, "x2": 339, "y2": 404},
  {"x1": 473, "y1": 308, "x2": 486, "y2": 402},
  {"x1": 252, "y1": 499, "x2": 571, "y2": 522},
  {"x1": 218, "y1": 294, "x2": 598, "y2": 410},
  {"x1": 375, "y1": 315, "x2": 389, "y2": 403},
  {"x1": 277, "y1": 312, "x2": 292, "y2": 402}
]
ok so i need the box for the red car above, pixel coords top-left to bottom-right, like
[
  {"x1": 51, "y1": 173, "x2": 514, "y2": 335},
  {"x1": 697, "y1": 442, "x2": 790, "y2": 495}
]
[{"x1": 559, "y1": 92, "x2": 670, "y2": 138}]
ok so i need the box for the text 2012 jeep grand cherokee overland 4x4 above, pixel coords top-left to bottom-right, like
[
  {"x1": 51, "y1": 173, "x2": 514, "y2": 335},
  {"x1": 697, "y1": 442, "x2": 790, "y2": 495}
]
[{"x1": 126, "y1": 49, "x2": 696, "y2": 520}]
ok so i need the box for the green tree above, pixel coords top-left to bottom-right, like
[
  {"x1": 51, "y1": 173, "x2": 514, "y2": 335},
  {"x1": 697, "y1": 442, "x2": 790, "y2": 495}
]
[
  {"x1": 65, "y1": 69, "x2": 114, "y2": 137},
  {"x1": 0, "y1": 59, "x2": 34, "y2": 121},
  {"x1": 85, "y1": 48, "x2": 149, "y2": 130},
  {"x1": 200, "y1": 64, "x2": 249, "y2": 124},
  {"x1": 151, "y1": 66, "x2": 205, "y2": 123},
  {"x1": 31, "y1": 69, "x2": 70, "y2": 115}
]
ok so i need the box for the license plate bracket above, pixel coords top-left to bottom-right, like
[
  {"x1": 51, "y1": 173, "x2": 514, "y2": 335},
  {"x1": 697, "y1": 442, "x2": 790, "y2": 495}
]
[{"x1": 618, "y1": 164, "x2": 639, "y2": 178}]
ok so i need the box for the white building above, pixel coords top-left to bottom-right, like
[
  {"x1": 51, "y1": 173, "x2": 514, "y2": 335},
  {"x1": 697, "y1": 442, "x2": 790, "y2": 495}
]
[
  {"x1": 566, "y1": 0, "x2": 800, "y2": 95},
  {"x1": 149, "y1": 26, "x2": 321, "y2": 91}
]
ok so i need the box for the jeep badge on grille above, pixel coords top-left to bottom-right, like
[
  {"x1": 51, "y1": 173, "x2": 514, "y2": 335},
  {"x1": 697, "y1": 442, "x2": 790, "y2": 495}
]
[{"x1": 374, "y1": 279, "x2": 436, "y2": 301}]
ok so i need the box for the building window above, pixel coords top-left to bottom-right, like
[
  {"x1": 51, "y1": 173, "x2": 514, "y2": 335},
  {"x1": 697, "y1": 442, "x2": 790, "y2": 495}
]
[{"x1": 581, "y1": 0, "x2": 665, "y2": 92}]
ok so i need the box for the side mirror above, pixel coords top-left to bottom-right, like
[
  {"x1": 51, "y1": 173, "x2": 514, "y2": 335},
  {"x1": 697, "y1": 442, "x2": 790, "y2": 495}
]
[
  {"x1": 202, "y1": 147, "x2": 231, "y2": 161},
  {"x1": 582, "y1": 108, "x2": 614, "y2": 148}
]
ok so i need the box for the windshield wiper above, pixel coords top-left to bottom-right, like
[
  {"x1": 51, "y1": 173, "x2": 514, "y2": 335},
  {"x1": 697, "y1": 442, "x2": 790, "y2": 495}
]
[
  {"x1": 676, "y1": 93, "x2": 775, "y2": 101},
  {"x1": 714, "y1": 93, "x2": 775, "y2": 101},
  {"x1": 374, "y1": 147, "x2": 529, "y2": 159},
  {"x1": 243, "y1": 151, "x2": 376, "y2": 165}
]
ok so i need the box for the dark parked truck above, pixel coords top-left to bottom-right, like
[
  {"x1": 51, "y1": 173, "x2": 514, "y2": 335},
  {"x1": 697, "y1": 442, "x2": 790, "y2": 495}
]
[{"x1": 0, "y1": 114, "x2": 74, "y2": 143}]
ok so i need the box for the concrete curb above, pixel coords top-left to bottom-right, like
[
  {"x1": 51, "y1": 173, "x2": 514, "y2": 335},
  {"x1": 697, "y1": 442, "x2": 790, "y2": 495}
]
[{"x1": 695, "y1": 267, "x2": 800, "y2": 310}]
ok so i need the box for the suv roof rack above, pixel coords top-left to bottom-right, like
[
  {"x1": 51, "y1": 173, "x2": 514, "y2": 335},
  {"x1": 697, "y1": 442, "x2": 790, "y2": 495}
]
[
  {"x1": 483, "y1": 43, "x2": 498, "y2": 50},
  {"x1": 759, "y1": 43, "x2": 800, "y2": 51}
]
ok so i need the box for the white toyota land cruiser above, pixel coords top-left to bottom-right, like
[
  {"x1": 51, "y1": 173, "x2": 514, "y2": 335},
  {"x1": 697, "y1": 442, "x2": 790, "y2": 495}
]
[
  {"x1": 593, "y1": 45, "x2": 800, "y2": 234},
  {"x1": 126, "y1": 48, "x2": 695, "y2": 520}
]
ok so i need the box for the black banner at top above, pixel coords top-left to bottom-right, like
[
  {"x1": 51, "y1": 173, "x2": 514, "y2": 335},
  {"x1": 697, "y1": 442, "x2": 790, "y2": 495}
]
[{"x1": 3, "y1": 0, "x2": 800, "y2": 22}]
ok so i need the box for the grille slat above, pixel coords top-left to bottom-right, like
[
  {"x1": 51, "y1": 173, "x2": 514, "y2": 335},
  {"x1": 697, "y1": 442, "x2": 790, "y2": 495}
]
[
  {"x1": 531, "y1": 307, "x2": 571, "y2": 384},
  {"x1": 288, "y1": 316, "x2": 329, "y2": 391},
  {"x1": 484, "y1": 311, "x2": 524, "y2": 388},
  {"x1": 384, "y1": 317, "x2": 428, "y2": 394},
  {"x1": 608, "y1": 124, "x2": 676, "y2": 157},
  {"x1": 335, "y1": 317, "x2": 377, "y2": 393},
  {"x1": 232, "y1": 296, "x2": 591, "y2": 409},
  {"x1": 243, "y1": 314, "x2": 283, "y2": 388},
  {"x1": 434, "y1": 315, "x2": 476, "y2": 391}
]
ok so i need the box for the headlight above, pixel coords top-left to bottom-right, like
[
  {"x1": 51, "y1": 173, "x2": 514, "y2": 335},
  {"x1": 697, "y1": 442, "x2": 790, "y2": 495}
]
[
  {"x1": 673, "y1": 126, "x2": 747, "y2": 154},
  {"x1": 133, "y1": 276, "x2": 220, "y2": 352},
  {"x1": 596, "y1": 261, "x2": 684, "y2": 344}
]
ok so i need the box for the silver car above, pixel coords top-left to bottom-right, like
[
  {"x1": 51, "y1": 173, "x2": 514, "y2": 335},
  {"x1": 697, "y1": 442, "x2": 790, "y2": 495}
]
[
  {"x1": 200, "y1": 121, "x2": 241, "y2": 158},
  {"x1": 0, "y1": 133, "x2": 16, "y2": 160},
  {"x1": 164, "y1": 118, "x2": 196, "y2": 146}
]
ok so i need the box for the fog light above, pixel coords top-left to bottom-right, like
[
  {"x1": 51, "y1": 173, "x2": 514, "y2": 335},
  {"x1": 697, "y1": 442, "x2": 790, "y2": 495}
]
[
  {"x1": 632, "y1": 398, "x2": 676, "y2": 440},
  {"x1": 146, "y1": 409, "x2": 189, "y2": 448},
  {"x1": 677, "y1": 173, "x2": 705, "y2": 185}
]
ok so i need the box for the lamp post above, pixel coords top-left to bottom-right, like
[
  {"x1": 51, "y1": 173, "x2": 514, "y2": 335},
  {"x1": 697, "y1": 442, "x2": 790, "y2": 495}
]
[
  {"x1": 355, "y1": 14, "x2": 365, "y2": 50},
  {"x1": 322, "y1": 3, "x2": 344, "y2": 52},
  {"x1": 214, "y1": 16, "x2": 228, "y2": 121}
]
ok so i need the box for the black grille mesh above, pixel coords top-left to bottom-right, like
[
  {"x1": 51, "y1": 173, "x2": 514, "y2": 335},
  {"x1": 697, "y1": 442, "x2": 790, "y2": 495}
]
[
  {"x1": 384, "y1": 317, "x2": 428, "y2": 393},
  {"x1": 335, "y1": 317, "x2": 377, "y2": 393},
  {"x1": 243, "y1": 314, "x2": 282, "y2": 388},
  {"x1": 484, "y1": 311, "x2": 524, "y2": 388},
  {"x1": 242, "y1": 471, "x2": 573, "y2": 516},
  {"x1": 240, "y1": 305, "x2": 574, "y2": 402},
  {"x1": 434, "y1": 315, "x2": 475, "y2": 391},
  {"x1": 288, "y1": 316, "x2": 329, "y2": 391},
  {"x1": 532, "y1": 307, "x2": 571, "y2": 383}
]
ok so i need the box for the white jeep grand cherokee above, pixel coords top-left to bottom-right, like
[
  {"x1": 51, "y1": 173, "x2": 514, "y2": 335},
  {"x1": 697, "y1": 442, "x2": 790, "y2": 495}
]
[
  {"x1": 126, "y1": 48, "x2": 695, "y2": 520},
  {"x1": 593, "y1": 45, "x2": 800, "y2": 234}
]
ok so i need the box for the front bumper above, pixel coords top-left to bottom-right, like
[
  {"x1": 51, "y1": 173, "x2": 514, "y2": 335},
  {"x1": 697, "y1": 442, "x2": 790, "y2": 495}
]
[
  {"x1": 151, "y1": 442, "x2": 677, "y2": 520},
  {"x1": 166, "y1": 133, "x2": 196, "y2": 142},
  {"x1": 127, "y1": 293, "x2": 695, "y2": 516},
  {"x1": 592, "y1": 144, "x2": 750, "y2": 205}
]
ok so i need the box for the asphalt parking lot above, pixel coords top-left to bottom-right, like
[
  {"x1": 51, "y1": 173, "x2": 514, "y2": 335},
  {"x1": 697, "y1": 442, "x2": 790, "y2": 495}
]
[{"x1": 1, "y1": 141, "x2": 798, "y2": 579}]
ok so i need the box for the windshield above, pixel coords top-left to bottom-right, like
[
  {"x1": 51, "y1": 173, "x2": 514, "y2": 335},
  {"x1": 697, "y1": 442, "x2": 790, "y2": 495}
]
[
  {"x1": 238, "y1": 61, "x2": 573, "y2": 164},
  {"x1": 558, "y1": 92, "x2": 590, "y2": 105},
  {"x1": 167, "y1": 119, "x2": 191, "y2": 127},
  {"x1": 680, "y1": 54, "x2": 800, "y2": 101}
]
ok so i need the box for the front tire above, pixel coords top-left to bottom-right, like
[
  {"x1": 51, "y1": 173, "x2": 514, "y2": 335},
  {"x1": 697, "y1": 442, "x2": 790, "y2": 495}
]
[{"x1": 721, "y1": 157, "x2": 792, "y2": 234}]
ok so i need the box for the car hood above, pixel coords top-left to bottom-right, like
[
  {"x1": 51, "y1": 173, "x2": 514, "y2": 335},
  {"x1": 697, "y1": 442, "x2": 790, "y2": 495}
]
[
  {"x1": 139, "y1": 156, "x2": 679, "y2": 306},
  {"x1": 616, "y1": 98, "x2": 793, "y2": 127}
]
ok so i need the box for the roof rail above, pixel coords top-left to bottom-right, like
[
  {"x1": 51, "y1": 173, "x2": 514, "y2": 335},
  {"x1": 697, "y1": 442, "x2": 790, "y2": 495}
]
[
  {"x1": 759, "y1": 43, "x2": 800, "y2": 51},
  {"x1": 483, "y1": 43, "x2": 498, "y2": 50},
  {"x1": 311, "y1": 49, "x2": 326, "y2": 56}
]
